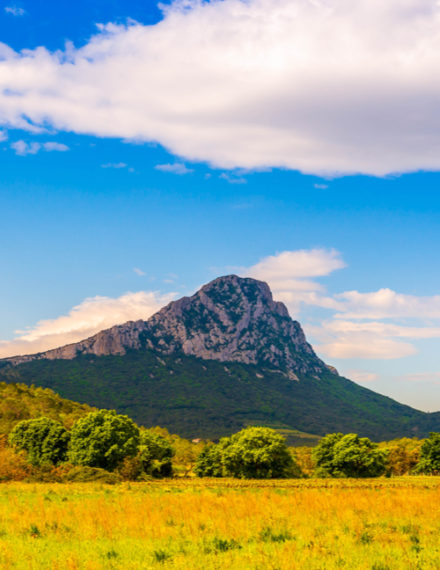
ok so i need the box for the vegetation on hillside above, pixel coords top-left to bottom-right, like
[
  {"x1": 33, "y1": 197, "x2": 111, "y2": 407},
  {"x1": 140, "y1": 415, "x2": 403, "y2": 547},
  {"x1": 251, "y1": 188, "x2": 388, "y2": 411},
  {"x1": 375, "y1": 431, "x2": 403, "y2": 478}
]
[
  {"x1": 0, "y1": 381, "x2": 94, "y2": 434},
  {"x1": 1, "y1": 350, "x2": 439, "y2": 442},
  {"x1": 0, "y1": 381, "x2": 438, "y2": 482}
]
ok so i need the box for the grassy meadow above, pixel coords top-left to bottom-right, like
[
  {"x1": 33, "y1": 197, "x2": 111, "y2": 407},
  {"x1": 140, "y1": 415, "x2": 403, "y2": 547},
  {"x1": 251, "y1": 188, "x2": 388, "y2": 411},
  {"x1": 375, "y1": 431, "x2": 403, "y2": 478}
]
[{"x1": 2, "y1": 478, "x2": 440, "y2": 569}]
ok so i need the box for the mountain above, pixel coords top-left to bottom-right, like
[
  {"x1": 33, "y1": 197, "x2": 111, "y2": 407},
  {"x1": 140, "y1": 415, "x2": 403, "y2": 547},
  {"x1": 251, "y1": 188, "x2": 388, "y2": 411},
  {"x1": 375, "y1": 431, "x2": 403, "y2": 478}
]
[
  {"x1": 1, "y1": 275, "x2": 439, "y2": 442},
  {"x1": 4, "y1": 275, "x2": 330, "y2": 378}
]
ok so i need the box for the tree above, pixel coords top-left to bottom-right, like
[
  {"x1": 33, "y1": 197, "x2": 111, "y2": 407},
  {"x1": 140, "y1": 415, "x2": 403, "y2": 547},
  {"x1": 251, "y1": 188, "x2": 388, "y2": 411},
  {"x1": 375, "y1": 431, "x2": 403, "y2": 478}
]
[
  {"x1": 313, "y1": 433, "x2": 387, "y2": 478},
  {"x1": 415, "y1": 432, "x2": 440, "y2": 474},
  {"x1": 194, "y1": 443, "x2": 224, "y2": 477},
  {"x1": 139, "y1": 430, "x2": 174, "y2": 477},
  {"x1": 223, "y1": 427, "x2": 296, "y2": 478},
  {"x1": 380, "y1": 438, "x2": 422, "y2": 475},
  {"x1": 68, "y1": 410, "x2": 139, "y2": 471},
  {"x1": 195, "y1": 427, "x2": 298, "y2": 479},
  {"x1": 8, "y1": 417, "x2": 70, "y2": 466}
]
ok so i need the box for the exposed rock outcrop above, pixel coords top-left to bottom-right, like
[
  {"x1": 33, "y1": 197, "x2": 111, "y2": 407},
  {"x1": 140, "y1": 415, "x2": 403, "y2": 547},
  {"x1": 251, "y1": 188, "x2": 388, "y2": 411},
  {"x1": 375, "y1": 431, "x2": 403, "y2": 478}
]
[{"x1": 2, "y1": 275, "x2": 334, "y2": 377}]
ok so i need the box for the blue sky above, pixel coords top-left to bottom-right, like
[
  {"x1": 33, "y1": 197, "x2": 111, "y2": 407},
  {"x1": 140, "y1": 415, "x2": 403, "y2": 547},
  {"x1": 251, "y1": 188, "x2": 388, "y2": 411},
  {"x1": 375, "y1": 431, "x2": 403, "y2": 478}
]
[{"x1": 1, "y1": 0, "x2": 440, "y2": 412}]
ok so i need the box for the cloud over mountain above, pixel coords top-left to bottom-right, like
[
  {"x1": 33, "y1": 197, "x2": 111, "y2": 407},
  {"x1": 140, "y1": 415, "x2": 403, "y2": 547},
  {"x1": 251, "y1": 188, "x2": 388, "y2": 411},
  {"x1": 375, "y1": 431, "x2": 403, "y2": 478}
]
[
  {"x1": 1, "y1": 0, "x2": 440, "y2": 175},
  {"x1": 0, "y1": 291, "x2": 175, "y2": 358}
]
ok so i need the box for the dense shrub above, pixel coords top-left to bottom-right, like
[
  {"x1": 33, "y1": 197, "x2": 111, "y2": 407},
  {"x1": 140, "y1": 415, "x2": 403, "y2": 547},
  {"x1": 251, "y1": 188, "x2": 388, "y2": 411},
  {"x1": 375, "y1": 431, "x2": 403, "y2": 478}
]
[
  {"x1": 68, "y1": 410, "x2": 139, "y2": 471},
  {"x1": 8, "y1": 417, "x2": 70, "y2": 466},
  {"x1": 313, "y1": 433, "x2": 387, "y2": 478},
  {"x1": 63, "y1": 465, "x2": 121, "y2": 484}
]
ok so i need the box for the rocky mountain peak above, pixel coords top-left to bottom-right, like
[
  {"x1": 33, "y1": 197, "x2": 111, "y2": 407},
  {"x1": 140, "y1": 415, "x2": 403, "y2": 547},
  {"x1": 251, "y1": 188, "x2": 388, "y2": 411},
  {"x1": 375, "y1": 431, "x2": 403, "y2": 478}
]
[{"x1": 2, "y1": 275, "x2": 333, "y2": 377}]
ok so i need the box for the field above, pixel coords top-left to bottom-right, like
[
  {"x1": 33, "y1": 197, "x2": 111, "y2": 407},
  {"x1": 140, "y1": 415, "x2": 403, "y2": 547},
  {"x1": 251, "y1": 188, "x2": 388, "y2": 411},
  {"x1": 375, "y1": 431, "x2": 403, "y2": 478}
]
[{"x1": 2, "y1": 478, "x2": 440, "y2": 569}]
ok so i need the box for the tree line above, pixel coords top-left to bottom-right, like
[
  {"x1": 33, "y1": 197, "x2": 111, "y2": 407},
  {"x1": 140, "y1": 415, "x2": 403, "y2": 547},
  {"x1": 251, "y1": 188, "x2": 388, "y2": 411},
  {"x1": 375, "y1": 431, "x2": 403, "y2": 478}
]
[{"x1": 4, "y1": 407, "x2": 440, "y2": 481}]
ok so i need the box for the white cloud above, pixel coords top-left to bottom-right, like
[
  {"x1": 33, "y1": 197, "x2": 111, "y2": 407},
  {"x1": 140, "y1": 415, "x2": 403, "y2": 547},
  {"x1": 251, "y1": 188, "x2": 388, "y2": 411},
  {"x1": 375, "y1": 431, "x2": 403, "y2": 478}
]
[
  {"x1": 133, "y1": 267, "x2": 146, "y2": 276},
  {"x1": 4, "y1": 6, "x2": 25, "y2": 16},
  {"x1": 246, "y1": 248, "x2": 346, "y2": 284},
  {"x1": 333, "y1": 289, "x2": 440, "y2": 319},
  {"x1": 155, "y1": 162, "x2": 193, "y2": 175},
  {"x1": 242, "y1": 248, "x2": 345, "y2": 316},
  {"x1": 0, "y1": 130, "x2": 7, "y2": 142},
  {"x1": 102, "y1": 162, "x2": 128, "y2": 169},
  {"x1": 304, "y1": 321, "x2": 422, "y2": 360},
  {"x1": 321, "y1": 320, "x2": 440, "y2": 339},
  {"x1": 314, "y1": 183, "x2": 328, "y2": 190},
  {"x1": 220, "y1": 172, "x2": 247, "y2": 184},
  {"x1": 241, "y1": 247, "x2": 440, "y2": 360},
  {"x1": 11, "y1": 140, "x2": 69, "y2": 155},
  {"x1": 0, "y1": 290, "x2": 175, "y2": 358},
  {"x1": 317, "y1": 336, "x2": 417, "y2": 360},
  {"x1": 1, "y1": 0, "x2": 440, "y2": 175},
  {"x1": 42, "y1": 142, "x2": 69, "y2": 152},
  {"x1": 11, "y1": 140, "x2": 40, "y2": 156},
  {"x1": 305, "y1": 311, "x2": 440, "y2": 360}
]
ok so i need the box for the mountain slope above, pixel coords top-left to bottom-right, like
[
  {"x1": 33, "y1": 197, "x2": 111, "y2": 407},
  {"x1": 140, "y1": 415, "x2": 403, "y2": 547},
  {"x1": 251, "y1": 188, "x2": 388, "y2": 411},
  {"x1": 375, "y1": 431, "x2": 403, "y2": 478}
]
[
  {"x1": 0, "y1": 351, "x2": 439, "y2": 442},
  {"x1": 1, "y1": 274, "x2": 439, "y2": 442}
]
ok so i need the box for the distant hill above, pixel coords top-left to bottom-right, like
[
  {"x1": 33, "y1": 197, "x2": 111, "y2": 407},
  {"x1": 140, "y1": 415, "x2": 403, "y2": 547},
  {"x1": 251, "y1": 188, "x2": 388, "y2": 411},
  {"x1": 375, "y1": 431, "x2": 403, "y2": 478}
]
[
  {"x1": 1, "y1": 275, "x2": 439, "y2": 442},
  {"x1": 0, "y1": 382, "x2": 94, "y2": 435}
]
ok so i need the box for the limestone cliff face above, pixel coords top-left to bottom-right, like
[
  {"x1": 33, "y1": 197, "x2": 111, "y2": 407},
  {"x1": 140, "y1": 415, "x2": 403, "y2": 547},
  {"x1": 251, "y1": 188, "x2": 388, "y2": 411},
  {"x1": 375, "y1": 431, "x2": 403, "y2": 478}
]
[{"x1": 3, "y1": 275, "x2": 334, "y2": 377}]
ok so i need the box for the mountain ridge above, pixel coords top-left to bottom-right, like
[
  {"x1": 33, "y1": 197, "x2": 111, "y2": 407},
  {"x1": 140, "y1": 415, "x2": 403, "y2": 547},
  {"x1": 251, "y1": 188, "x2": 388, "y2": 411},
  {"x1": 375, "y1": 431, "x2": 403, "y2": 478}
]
[{"x1": 2, "y1": 275, "x2": 333, "y2": 378}]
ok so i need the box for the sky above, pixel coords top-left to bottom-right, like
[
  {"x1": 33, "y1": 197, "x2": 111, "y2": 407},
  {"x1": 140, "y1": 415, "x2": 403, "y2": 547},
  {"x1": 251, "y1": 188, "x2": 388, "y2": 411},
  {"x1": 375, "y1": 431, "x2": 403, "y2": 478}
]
[{"x1": 1, "y1": 0, "x2": 440, "y2": 412}]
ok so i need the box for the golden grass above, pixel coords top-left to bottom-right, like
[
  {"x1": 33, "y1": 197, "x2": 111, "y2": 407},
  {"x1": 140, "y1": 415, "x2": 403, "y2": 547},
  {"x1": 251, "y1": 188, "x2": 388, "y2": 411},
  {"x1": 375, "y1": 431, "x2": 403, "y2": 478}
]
[{"x1": 2, "y1": 478, "x2": 440, "y2": 569}]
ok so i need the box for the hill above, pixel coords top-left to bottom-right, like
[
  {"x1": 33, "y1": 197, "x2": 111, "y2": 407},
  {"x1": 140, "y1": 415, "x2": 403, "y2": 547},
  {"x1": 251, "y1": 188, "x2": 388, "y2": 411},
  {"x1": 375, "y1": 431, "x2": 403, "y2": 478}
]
[
  {"x1": 1, "y1": 275, "x2": 439, "y2": 442},
  {"x1": 0, "y1": 382, "x2": 94, "y2": 435}
]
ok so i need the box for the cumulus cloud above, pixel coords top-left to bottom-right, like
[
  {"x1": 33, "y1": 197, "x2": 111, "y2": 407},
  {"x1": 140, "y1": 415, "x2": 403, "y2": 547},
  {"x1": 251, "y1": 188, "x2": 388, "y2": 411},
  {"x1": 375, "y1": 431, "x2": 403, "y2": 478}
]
[
  {"x1": 248, "y1": 249, "x2": 345, "y2": 282},
  {"x1": 242, "y1": 248, "x2": 440, "y2": 360},
  {"x1": 0, "y1": 290, "x2": 175, "y2": 358},
  {"x1": 155, "y1": 162, "x2": 193, "y2": 174},
  {"x1": 11, "y1": 140, "x2": 40, "y2": 155},
  {"x1": 1, "y1": 0, "x2": 440, "y2": 174},
  {"x1": 10, "y1": 140, "x2": 69, "y2": 155},
  {"x1": 245, "y1": 248, "x2": 346, "y2": 309}
]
